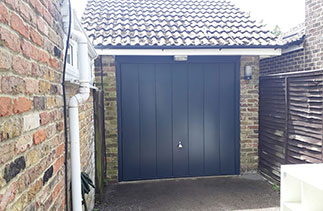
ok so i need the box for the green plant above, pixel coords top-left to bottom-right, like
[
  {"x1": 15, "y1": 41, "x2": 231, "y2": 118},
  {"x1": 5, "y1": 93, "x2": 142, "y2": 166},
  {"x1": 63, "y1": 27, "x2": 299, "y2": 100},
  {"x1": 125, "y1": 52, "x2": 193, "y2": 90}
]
[
  {"x1": 272, "y1": 184, "x2": 280, "y2": 192},
  {"x1": 104, "y1": 178, "x2": 109, "y2": 185}
]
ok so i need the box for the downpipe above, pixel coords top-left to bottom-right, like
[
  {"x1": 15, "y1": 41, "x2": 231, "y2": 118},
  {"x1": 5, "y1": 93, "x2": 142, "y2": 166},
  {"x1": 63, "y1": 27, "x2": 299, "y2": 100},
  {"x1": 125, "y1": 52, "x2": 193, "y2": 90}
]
[{"x1": 68, "y1": 28, "x2": 91, "y2": 210}]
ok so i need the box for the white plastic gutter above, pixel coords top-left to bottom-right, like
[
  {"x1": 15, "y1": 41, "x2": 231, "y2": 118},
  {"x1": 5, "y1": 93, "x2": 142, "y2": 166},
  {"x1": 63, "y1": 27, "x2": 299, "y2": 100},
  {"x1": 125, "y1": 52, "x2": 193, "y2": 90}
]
[
  {"x1": 68, "y1": 29, "x2": 90, "y2": 211},
  {"x1": 96, "y1": 48, "x2": 282, "y2": 56}
]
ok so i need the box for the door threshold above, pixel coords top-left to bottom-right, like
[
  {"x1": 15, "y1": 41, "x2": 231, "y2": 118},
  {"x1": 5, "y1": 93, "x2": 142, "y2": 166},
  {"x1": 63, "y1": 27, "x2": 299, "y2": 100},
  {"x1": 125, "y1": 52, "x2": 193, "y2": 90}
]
[{"x1": 119, "y1": 174, "x2": 240, "y2": 184}]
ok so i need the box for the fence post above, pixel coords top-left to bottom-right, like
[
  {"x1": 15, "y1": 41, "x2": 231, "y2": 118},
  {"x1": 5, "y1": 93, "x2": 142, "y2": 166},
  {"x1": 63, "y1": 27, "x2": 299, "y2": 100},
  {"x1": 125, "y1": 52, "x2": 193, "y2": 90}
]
[
  {"x1": 94, "y1": 89, "x2": 106, "y2": 201},
  {"x1": 284, "y1": 77, "x2": 289, "y2": 164},
  {"x1": 322, "y1": 70, "x2": 323, "y2": 162}
]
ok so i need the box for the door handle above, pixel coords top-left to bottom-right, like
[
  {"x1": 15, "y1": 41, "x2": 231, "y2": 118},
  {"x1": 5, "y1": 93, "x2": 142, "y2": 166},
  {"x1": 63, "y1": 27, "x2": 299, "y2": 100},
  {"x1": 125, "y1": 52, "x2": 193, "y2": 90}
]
[{"x1": 178, "y1": 141, "x2": 183, "y2": 149}]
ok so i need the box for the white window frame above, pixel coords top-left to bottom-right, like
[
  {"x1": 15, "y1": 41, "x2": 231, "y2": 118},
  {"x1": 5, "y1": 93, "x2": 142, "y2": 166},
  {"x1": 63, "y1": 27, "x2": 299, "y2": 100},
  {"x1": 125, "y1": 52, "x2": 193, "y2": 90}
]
[{"x1": 65, "y1": 37, "x2": 80, "y2": 82}]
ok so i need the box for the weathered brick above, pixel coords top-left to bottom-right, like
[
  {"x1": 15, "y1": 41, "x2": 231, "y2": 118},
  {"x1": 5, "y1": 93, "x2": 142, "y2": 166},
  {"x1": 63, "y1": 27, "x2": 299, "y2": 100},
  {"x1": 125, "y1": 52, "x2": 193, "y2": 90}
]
[
  {"x1": 23, "y1": 113, "x2": 40, "y2": 132},
  {"x1": 13, "y1": 97, "x2": 32, "y2": 114},
  {"x1": 53, "y1": 46, "x2": 61, "y2": 58},
  {"x1": 0, "y1": 142, "x2": 15, "y2": 165},
  {"x1": 12, "y1": 55, "x2": 32, "y2": 75},
  {"x1": 30, "y1": 27, "x2": 43, "y2": 46},
  {"x1": 20, "y1": 39, "x2": 36, "y2": 60},
  {"x1": 8, "y1": 192, "x2": 28, "y2": 211},
  {"x1": 28, "y1": 179, "x2": 42, "y2": 202},
  {"x1": 19, "y1": 2, "x2": 34, "y2": 23},
  {"x1": 25, "y1": 148, "x2": 41, "y2": 167},
  {"x1": 40, "y1": 0, "x2": 49, "y2": 7},
  {"x1": 39, "y1": 80, "x2": 50, "y2": 94},
  {"x1": 39, "y1": 112, "x2": 50, "y2": 125},
  {"x1": 53, "y1": 156, "x2": 64, "y2": 173},
  {"x1": 1, "y1": 76, "x2": 25, "y2": 94},
  {"x1": 49, "y1": 57, "x2": 59, "y2": 69},
  {"x1": 25, "y1": 78, "x2": 39, "y2": 94},
  {"x1": 31, "y1": 63, "x2": 44, "y2": 77},
  {"x1": 0, "y1": 26, "x2": 21, "y2": 53},
  {"x1": 56, "y1": 143, "x2": 64, "y2": 157},
  {"x1": 43, "y1": 166, "x2": 53, "y2": 185},
  {"x1": 0, "y1": 97, "x2": 12, "y2": 117},
  {"x1": 15, "y1": 134, "x2": 33, "y2": 154},
  {"x1": 36, "y1": 16, "x2": 48, "y2": 36},
  {"x1": 10, "y1": 13, "x2": 29, "y2": 38},
  {"x1": 56, "y1": 121, "x2": 64, "y2": 132},
  {"x1": 51, "y1": 179, "x2": 63, "y2": 201},
  {"x1": 33, "y1": 129, "x2": 46, "y2": 145},
  {"x1": 29, "y1": 0, "x2": 43, "y2": 15},
  {"x1": 0, "y1": 181, "x2": 17, "y2": 211},
  {"x1": 0, "y1": 2, "x2": 9, "y2": 24},
  {"x1": 50, "y1": 84, "x2": 58, "y2": 94},
  {"x1": 33, "y1": 96, "x2": 46, "y2": 110},
  {"x1": 45, "y1": 124, "x2": 56, "y2": 138},
  {"x1": 0, "y1": 117, "x2": 23, "y2": 142},
  {"x1": 38, "y1": 49, "x2": 49, "y2": 64},
  {"x1": 0, "y1": 48, "x2": 11, "y2": 70},
  {"x1": 42, "y1": 8, "x2": 52, "y2": 25},
  {"x1": 4, "y1": 0, "x2": 18, "y2": 10},
  {"x1": 3, "y1": 156, "x2": 26, "y2": 183}
]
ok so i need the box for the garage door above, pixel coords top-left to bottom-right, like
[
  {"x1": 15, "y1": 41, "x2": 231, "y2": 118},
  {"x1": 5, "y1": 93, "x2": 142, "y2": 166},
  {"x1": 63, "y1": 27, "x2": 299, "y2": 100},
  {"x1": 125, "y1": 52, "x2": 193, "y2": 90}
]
[{"x1": 117, "y1": 56, "x2": 240, "y2": 181}]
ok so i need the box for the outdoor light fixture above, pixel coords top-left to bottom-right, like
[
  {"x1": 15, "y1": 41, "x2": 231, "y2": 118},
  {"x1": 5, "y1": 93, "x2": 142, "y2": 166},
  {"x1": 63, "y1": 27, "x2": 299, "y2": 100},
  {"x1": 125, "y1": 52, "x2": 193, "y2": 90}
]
[
  {"x1": 244, "y1": 65, "x2": 253, "y2": 80},
  {"x1": 174, "y1": 55, "x2": 188, "y2": 61}
]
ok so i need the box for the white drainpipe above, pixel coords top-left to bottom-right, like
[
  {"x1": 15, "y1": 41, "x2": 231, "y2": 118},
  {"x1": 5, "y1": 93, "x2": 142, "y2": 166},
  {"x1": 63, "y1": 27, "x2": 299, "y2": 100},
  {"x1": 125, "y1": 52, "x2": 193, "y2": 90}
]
[{"x1": 68, "y1": 29, "x2": 90, "y2": 211}]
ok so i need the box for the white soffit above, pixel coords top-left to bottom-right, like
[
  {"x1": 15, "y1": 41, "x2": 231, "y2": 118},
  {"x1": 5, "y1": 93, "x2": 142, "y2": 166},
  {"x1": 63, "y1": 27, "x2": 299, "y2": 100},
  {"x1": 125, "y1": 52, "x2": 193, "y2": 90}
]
[{"x1": 96, "y1": 48, "x2": 282, "y2": 56}]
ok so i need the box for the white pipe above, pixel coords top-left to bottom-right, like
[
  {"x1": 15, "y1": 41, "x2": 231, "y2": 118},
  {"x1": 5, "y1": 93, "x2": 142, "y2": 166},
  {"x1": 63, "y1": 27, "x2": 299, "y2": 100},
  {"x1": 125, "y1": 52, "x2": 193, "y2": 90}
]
[{"x1": 68, "y1": 28, "x2": 90, "y2": 211}]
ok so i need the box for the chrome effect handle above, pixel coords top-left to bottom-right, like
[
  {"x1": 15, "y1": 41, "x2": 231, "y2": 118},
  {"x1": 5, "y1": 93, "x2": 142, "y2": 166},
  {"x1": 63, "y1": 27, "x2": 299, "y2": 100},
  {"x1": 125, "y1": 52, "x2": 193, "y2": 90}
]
[{"x1": 178, "y1": 141, "x2": 183, "y2": 149}]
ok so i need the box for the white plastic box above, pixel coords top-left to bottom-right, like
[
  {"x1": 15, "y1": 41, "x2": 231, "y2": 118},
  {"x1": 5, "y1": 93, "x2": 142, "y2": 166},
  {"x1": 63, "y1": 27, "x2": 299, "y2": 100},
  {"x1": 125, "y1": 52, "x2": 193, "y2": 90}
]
[{"x1": 281, "y1": 164, "x2": 323, "y2": 211}]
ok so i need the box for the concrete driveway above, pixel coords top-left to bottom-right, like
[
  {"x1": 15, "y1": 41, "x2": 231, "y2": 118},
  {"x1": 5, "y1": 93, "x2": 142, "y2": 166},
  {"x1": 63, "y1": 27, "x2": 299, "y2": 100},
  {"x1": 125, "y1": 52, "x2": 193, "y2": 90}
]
[{"x1": 96, "y1": 174, "x2": 280, "y2": 211}]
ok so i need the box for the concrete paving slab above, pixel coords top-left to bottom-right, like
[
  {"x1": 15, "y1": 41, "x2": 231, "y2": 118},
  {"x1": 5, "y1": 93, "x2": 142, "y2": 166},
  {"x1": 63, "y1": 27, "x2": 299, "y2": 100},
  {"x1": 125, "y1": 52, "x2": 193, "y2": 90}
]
[{"x1": 96, "y1": 174, "x2": 280, "y2": 211}]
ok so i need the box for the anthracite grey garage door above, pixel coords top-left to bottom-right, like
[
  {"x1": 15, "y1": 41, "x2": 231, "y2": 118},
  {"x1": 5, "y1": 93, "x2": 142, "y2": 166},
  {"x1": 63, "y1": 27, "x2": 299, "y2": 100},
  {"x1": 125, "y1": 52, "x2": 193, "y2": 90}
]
[{"x1": 117, "y1": 56, "x2": 240, "y2": 181}]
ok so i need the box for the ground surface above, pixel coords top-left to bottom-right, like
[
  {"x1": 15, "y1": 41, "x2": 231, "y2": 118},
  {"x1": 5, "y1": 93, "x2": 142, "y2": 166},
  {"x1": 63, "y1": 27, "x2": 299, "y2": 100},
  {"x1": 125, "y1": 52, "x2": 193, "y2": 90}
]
[{"x1": 96, "y1": 174, "x2": 280, "y2": 211}]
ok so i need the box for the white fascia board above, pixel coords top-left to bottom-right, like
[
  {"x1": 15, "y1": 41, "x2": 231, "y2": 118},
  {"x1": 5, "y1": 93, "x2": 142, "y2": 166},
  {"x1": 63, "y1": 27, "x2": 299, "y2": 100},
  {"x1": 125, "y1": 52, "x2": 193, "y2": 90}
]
[{"x1": 96, "y1": 48, "x2": 282, "y2": 56}]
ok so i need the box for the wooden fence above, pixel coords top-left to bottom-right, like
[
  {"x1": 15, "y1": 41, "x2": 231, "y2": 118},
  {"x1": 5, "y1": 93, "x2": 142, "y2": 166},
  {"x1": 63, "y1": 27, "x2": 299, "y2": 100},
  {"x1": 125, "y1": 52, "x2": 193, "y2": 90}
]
[{"x1": 259, "y1": 70, "x2": 323, "y2": 183}]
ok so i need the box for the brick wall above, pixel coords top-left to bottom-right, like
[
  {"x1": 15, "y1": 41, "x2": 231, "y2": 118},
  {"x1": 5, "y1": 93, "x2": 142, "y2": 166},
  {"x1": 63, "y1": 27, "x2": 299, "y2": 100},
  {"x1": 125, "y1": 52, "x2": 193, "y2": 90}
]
[
  {"x1": 240, "y1": 56, "x2": 260, "y2": 173},
  {"x1": 260, "y1": 49, "x2": 305, "y2": 75},
  {"x1": 95, "y1": 56, "x2": 118, "y2": 182},
  {"x1": 96, "y1": 55, "x2": 260, "y2": 182},
  {"x1": 305, "y1": 0, "x2": 323, "y2": 70},
  {"x1": 65, "y1": 84, "x2": 95, "y2": 210},
  {"x1": 260, "y1": 0, "x2": 323, "y2": 75},
  {"x1": 0, "y1": 0, "x2": 95, "y2": 210}
]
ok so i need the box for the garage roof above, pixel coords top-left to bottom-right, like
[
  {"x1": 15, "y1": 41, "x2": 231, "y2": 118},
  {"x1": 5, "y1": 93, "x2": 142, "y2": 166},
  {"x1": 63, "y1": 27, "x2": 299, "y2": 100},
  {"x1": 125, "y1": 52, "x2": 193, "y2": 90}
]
[{"x1": 82, "y1": 0, "x2": 281, "y2": 48}]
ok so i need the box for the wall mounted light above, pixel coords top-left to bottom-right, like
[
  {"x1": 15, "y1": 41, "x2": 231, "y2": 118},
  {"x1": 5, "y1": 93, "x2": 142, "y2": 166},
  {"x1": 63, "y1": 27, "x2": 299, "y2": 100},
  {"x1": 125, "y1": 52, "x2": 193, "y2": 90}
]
[
  {"x1": 174, "y1": 55, "x2": 188, "y2": 61},
  {"x1": 244, "y1": 65, "x2": 253, "y2": 80}
]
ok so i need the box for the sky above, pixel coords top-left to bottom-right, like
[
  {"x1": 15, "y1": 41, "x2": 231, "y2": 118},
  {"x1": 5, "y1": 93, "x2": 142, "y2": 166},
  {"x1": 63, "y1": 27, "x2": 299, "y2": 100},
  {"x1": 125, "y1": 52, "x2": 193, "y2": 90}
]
[{"x1": 71, "y1": 0, "x2": 305, "y2": 32}]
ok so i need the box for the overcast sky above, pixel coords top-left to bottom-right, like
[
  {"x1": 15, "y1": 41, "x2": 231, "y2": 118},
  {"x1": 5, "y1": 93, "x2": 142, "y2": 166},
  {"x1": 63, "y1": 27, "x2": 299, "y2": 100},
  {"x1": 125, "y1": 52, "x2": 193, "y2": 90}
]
[{"x1": 71, "y1": 0, "x2": 305, "y2": 32}]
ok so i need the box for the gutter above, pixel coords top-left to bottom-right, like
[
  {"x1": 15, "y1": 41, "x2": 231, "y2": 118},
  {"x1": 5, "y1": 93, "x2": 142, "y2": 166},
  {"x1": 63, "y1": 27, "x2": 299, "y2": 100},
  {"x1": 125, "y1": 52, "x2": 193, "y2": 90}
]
[{"x1": 96, "y1": 48, "x2": 282, "y2": 56}]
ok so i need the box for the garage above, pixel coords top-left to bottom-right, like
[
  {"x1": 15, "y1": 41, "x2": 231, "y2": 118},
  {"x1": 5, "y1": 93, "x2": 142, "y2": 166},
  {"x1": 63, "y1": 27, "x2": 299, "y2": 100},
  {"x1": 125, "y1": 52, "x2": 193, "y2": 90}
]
[
  {"x1": 84, "y1": 0, "x2": 282, "y2": 183},
  {"x1": 117, "y1": 56, "x2": 240, "y2": 181}
]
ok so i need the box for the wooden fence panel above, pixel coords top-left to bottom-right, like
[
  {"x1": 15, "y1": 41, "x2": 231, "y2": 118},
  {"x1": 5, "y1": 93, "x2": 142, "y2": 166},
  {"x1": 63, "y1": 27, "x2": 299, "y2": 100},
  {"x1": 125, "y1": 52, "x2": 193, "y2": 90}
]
[
  {"x1": 259, "y1": 70, "x2": 323, "y2": 184},
  {"x1": 259, "y1": 77, "x2": 287, "y2": 183}
]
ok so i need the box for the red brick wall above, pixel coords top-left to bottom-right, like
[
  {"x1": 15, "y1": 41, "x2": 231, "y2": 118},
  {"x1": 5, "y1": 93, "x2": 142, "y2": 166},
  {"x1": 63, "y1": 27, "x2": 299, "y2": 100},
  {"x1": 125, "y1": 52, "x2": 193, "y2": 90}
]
[{"x1": 0, "y1": 0, "x2": 95, "y2": 210}]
